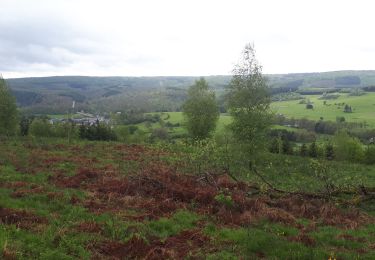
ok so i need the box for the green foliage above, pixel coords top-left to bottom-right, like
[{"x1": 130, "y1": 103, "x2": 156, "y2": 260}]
[
  {"x1": 188, "y1": 139, "x2": 223, "y2": 174},
  {"x1": 19, "y1": 115, "x2": 33, "y2": 136},
  {"x1": 309, "y1": 159, "x2": 336, "y2": 196},
  {"x1": 182, "y1": 78, "x2": 219, "y2": 140},
  {"x1": 325, "y1": 143, "x2": 334, "y2": 160},
  {"x1": 308, "y1": 142, "x2": 318, "y2": 158},
  {"x1": 29, "y1": 118, "x2": 53, "y2": 137},
  {"x1": 344, "y1": 104, "x2": 353, "y2": 113},
  {"x1": 281, "y1": 137, "x2": 293, "y2": 155},
  {"x1": 333, "y1": 131, "x2": 364, "y2": 163},
  {"x1": 226, "y1": 44, "x2": 272, "y2": 160},
  {"x1": 214, "y1": 192, "x2": 234, "y2": 208},
  {"x1": 79, "y1": 121, "x2": 117, "y2": 141},
  {"x1": 114, "y1": 125, "x2": 131, "y2": 142},
  {"x1": 300, "y1": 143, "x2": 308, "y2": 157},
  {"x1": 365, "y1": 145, "x2": 375, "y2": 164},
  {"x1": 269, "y1": 136, "x2": 282, "y2": 154},
  {"x1": 0, "y1": 76, "x2": 18, "y2": 136},
  {"x1": 150, "y1": 127, "x2": 169, "y2": 142},
  {"x1": 28, "y1": 118, "x2": 78, "y2": 139}
]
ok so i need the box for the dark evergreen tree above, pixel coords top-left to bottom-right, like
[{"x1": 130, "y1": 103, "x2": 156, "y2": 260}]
[
  {"x1": 79, "y1": 120, "x2": 117, "y2": 141},
  {"x1": 282, "y1": 137, "x2": 293, "y2": 155},
  {"x1": 344, "y1": 104, "x2": 352, "y2": 113},
  {"x1": 19, "y1": 116, "x2": 33, "y2": 136},
  {"x1": 309, "y1": 142, "x2": 318, "y2": 157},
  {"x1": 325, "y1": 143, "x2": 334, "y2": 160},
  {"x1": 300, "y1": 143, "x2": 308, "y2": 157}
]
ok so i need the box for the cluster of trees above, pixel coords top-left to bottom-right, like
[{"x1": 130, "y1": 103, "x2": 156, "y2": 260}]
[
  {"x1": 79, "y1": 121, "x2": 117, "y2": 141},
  {"x1": 0, "y1": 44, "x2": 288, "y2": 170},
  {"x1": 269, "y1": 129, "x2": 316, "y2": 143},
  {"x1": 274, "y1": 115, "x2": 368, "y2": 136},
  {"x1": 269, "y1": 130, "x2": 375, "y2": 164},
  {"x1": 182, "y1": 44, "x2": 272, "y2": 174},
  {"x1": 113, "y1": 110, "x2": 162, "y2": 125}
]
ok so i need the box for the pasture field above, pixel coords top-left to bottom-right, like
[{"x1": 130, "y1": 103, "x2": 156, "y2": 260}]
[
  {"x1": 0, "y1": 139, "x2": 375, "y2": 259},
  {"x1": 136, "y1": 112, "x2": 232, "y2": 137},
  {"x1": 271, "y1": 93, "x2": 375, "y2": 127},
  {"x1": 134, "y1": 92, "x2": 375, "y2": 138}
]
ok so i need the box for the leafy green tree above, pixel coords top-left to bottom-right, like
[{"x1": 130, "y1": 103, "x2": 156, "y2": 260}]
[
  {"x1": 29, "y1": 118, "x2": 52, "y2": 137},
  {"x1": 182, "y1": 78, "x2": 219, "y2": 140},
  {"x1": 0, "y1": 76, "x2": 18, "y2": 136},
  {"x1": 333, "y1": 131, "x2": 364, "y2": 162},
  {"x1": 226, "y1": 44, "x2": 272, "y2": 162},
  {"x1": 269, "y1": 136, "x2": 282, "y2": 154}
]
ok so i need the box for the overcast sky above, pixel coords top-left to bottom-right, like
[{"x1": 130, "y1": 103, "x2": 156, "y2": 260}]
[{"x1": 1, "y1": 0, "x2": 374, "y2": 78}]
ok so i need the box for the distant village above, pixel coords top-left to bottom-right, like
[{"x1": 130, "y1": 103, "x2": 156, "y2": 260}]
[{"x1": 49, "y1": 111, "x2": 110, "y2": 126}]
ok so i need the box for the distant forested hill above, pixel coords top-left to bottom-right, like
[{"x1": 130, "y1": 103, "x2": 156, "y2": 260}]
[{"x1": 6, "y1": 71, "x2": 375, "y2": 114}]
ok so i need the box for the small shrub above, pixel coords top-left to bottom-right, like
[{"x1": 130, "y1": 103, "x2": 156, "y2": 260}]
[{"x1": 214, "y1": 192, "x2": 234, "y2": 208}]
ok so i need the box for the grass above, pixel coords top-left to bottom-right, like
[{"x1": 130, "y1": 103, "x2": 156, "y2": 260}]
[
  {"x1": 147, "y1": 210, "x2": 200, "y2": 239},
  {"x1": 272, "y1": 92, "x2": 375, "y2": 126},
  {"x1": 140, "y1": 93, "x2": 375, "y2": 138},
  {"x1": 135, "y1": 112, "x2": 232, "y2": 137},
  {"x1": 1, "y1": 139, "x2": 374, "y2": 259}
]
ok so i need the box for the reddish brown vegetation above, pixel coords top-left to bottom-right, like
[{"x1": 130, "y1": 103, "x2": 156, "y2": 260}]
[
  {"x1": 50, "y1": 152, "x2": 373, "y2": 229},
  {"x1": 92, "y1": 229, "x2": 211, "y2": 259},
  {"x1": 10, "y1": 185, "x2": 45, "y2": 198},
  {"x1": 288, "y1": 232, "x2": 316, "y2": 247},
  {"x1": 0, "y1": 207, "x2": 47, "y2": 229},
  {"x1": 75, "y1": 221, "x2": 103, "y2": 234},
  {"x1": 0, "y1": 181, "x2": 28, "y2": 189},
  {"x1": 2, "y1": 143, "x2": 374, "y2": 259},
  {"x1": 2, "y1": 248, "x2": 17, "y2": 260}
]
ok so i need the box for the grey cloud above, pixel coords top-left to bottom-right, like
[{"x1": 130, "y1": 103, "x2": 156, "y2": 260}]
[{"x1": 0, "y1": 16, "x2": 104, "y2": 71}]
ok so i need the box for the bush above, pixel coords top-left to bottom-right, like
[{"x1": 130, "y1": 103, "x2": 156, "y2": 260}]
[
  {"x1": 333, "y1": 131, "x2": 364, "y2": 163},
  {"x1": 79, "y1": 121, "x2": 117, "y2": 141},
  {"x1": 114, "y1": 125, "x2": 131, "y2": 142},
  {"x1": 52, "y1": 122, "x2": 77, "y2": 138},
  {"x1": 300, "y1": 144, "x2": 308, "y2": 157},
  {"x1": 29, "y1": 118, "x2": 52, "y2": 137},
  {"x1": 308, "y1": 142, "x2": 318, "y2": 158},
  {"x1": 150, "y1": 128, "x2": 169, "y2": 142},
  {"x1": 364, "y1": 145, "x2": 375, "y2": 164}
]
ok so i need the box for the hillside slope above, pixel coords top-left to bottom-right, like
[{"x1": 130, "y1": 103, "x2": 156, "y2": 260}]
[{"x1": 6, "y1": 71, "x2": 375, "y2": 114}]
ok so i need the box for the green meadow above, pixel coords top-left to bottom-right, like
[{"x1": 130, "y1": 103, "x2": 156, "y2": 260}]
[{"x1": 271, "y1": 93, "x2": 375, "y2": 126}]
